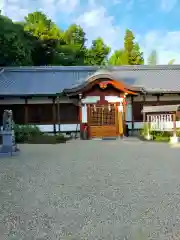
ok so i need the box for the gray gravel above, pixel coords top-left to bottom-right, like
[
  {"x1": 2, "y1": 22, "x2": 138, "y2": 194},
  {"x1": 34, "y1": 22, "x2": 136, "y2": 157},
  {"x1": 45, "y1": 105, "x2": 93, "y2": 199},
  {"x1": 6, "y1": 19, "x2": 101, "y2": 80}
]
[{"x1": 1, "y1": 139, "x2": 180, "y2": 239}]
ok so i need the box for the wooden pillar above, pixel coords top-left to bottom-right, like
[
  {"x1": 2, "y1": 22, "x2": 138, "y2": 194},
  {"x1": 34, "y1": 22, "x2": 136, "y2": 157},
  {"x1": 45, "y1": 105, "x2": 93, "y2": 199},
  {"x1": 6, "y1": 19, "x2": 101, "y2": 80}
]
[
  {"x1": 118, "y1": 95, "x2": 124, "y2": 137},
  {"x1": 118, "y1": 111, "x2": 123, "y2": 137},
  {"x1": 25, "y1": 98, "x2": 28, "y2": 124},
  {"x1": 56, "y1": 96, "x2": 61, "y2": 133},
  {"x1": 123, "y1": 95, "x2": 126, "y2": 136},
  {"x1": 143, "y1": 94, "x2": 146, "y2": 125},
  {"x1": 131, "y1": 95, "x2": 134, "y2": 132},
  {"x1": 157, "y1": 94, "x2": 160, "y2": 105},
  {"x1": 52, "y1": 97, "x2": 56, "y2": 134},
  {"x1": 173, "y1": 113, "x2": 177, "y2": 137}
]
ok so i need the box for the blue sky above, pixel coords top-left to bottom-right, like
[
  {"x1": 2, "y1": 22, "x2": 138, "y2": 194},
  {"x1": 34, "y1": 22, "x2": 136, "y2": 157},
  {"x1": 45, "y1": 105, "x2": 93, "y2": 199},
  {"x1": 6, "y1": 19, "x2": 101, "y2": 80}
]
[{"x1": 1, "y1": 0, "x2": 180, "y2": 64}]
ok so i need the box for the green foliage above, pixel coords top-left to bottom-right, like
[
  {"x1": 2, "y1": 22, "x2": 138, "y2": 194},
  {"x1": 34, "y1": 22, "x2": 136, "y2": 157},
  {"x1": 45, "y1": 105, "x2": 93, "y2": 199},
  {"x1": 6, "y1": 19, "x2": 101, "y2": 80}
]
[
  {"x1": 0, "y1": 15, "x2": 33, "y2": 66},
  {"x1": 147, "y1": 50, "x2": 157, "y2": 65},
  {"x1": 14, "y1": 124, "x2": 42, "y2": 143},
  {"x1": 140, "y1": 123, "x2": 171, "y2": 142},
  {"x1": 14, "y1": 124, "x2": 66, "y2": 143},
  {"x1": 130, "y1": 42, "x2": 144, "y2": 65},
  {"x1": 109, "y1": 29, "x2": 144, "y2": 66},
  {"x1": 85, "y1": 38, "x2": 111, "y2": 66},
  {"x1": 109, "y1": 50, "x2": 129, "y2": 65},
  {"x1": 0, "y1": 11, "x2": 144, "y2": 66},
  {"x1": 27, "y1": 134, "x2": 66, "y2": 144},
  {"x1": 124, "y1": 29, "x2": 135, "y2": 57},
  {"x1": 168, "y1": 59, "x2": 175, "y2": 64},
  {"x1": 140, "y1": 123, "x2": 149, "y2": 136}
]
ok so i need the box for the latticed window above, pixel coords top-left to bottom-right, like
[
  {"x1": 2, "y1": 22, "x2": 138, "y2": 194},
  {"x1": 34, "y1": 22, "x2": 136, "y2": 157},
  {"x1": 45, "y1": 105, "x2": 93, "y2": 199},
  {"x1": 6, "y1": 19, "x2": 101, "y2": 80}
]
[{"x1": 88, "y1": 104, "x2": 116, "y2": 126}]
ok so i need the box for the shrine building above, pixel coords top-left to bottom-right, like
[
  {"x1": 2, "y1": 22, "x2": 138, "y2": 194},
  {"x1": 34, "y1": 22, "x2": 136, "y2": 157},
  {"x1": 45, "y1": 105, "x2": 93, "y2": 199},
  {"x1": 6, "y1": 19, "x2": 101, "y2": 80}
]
[{"x1": 0, "y1": 65, "x2": 180, "y2": 139}]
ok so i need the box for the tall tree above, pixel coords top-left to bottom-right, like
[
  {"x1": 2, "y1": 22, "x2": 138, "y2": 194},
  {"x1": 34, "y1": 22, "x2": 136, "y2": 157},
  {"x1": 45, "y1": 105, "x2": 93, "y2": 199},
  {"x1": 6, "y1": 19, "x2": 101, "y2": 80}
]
[
  {"x1": 124, "y1": 29, "x2": 144, "y2": 65},
  {"x1": 55, "y1": 24, "x2": 87, "y2": 65},
  {"x1": 109, "y1": 50, "x2": 128, "y2": 65},
  {"x1": 130, "y1": 42, "x2": 144, "y2": 65},
  {"x1": 23, "y1": 11, "x2": 62, "y2": 65},
  {"x1": 85, "y1": 38, "x2": 110, "y2": 65},
  {"x1": 0, "y1": 14, "x2": 32, "y2": 66},
  {"x1": 147, "y1": 50, "x2": 157, "y2": 65},
  {"x1": 168, "y1": 59, "x2": 175, "y2": 65},
  {"x1": 63, "y1": 24, "x2": 86, "y2": 46}
]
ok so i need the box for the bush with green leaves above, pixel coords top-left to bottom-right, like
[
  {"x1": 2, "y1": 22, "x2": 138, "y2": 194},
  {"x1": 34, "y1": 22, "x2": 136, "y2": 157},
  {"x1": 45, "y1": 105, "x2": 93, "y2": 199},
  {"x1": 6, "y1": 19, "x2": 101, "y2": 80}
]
[
  {"x1": 14, "y1": 124, "x2": 42, "y2": 143},
  {"x1": 14, "y1": 124, "x2": 67, "y2": 144},
  {"x1": 140, "y1": 123, "x2": 172, "y2": 141}
]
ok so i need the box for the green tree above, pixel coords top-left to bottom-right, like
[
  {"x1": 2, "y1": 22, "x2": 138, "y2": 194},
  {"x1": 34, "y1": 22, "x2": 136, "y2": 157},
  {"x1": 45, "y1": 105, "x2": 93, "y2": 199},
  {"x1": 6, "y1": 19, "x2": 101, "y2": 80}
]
[
  {"x1": 124, "y1": 29, "x2": 144, "y2": 65},
  {"x1": 147, "y1": 50, "x2": 157, "y2": 65},
  {"x1": 63, "y1": 24, "x2": 86, "y2": 46},
  {"x1": 55, "y1": 24, "x2": 87, "y2": 65},
  {"x1": 85, "y1": 38, "x2": 110, "y2": 65},
  {"x1": 168, "y1": 59, "x2": 175, "y2": 64},
  {"x1": 0, "y1": 14, "x2": 32, "y2": 66},
  {"x1": 130, "y1": 42, "x2": 144, "y2": 65},
  {"x1": 23, "y1": 11, "x2": 62, "y2": 65},
  {"x1": 109, "y1": 49, "x2": 128, "y2": 65}
]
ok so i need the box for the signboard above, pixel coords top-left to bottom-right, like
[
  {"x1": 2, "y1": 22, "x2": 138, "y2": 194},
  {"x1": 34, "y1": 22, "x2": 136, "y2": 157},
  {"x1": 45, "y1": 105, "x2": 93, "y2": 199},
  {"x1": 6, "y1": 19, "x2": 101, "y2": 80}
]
[
  {"x1": 82, "y1": 96, "x2": 100, "y2": 104},
  {"x1": 105, "y1": 96, "x2": 124, "y2": 103}
]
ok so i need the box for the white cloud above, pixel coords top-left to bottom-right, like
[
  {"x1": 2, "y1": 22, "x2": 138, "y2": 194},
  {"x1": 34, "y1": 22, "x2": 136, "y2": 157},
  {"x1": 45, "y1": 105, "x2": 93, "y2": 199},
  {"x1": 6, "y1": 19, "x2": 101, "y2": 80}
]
[
  {"x1": 140, "y1": 30, "x2": 180, "y2": 64},
  {"x1": 1, "y1": 0, "x2": 180, "y2": 64},
  {"x1": 0, "y1": 0, "x2": 79, "y2": 21},
  {"x1": 113, "y1": 0, "x2": 122, "y2": 4},
  {"x1": 160, "y1": 0, "x2": 177, "y2": 12},
  {"x1": 76, "y1": 5, "x2": 123, "y2": 49}
]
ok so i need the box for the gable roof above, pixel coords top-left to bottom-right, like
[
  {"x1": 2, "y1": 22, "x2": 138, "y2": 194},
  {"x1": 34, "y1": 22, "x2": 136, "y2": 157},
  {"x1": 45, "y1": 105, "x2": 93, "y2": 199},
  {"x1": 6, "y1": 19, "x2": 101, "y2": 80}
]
[{"x1": 0, "y1": 65, "x2": 180, "y2": 96}]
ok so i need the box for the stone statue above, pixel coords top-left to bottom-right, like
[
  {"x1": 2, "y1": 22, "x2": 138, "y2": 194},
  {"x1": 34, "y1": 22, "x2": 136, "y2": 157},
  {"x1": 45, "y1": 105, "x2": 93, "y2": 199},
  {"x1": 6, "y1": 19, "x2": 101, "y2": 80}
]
[
  {"x1": 0, "y1": 109, "x2": 19, "y2": 156},
  {"x1": 2, "y1": 109, "x2": 16, "y2": 146},
  {"x1": 3, "y1": 110, "x2": 13, "y2": 131}
]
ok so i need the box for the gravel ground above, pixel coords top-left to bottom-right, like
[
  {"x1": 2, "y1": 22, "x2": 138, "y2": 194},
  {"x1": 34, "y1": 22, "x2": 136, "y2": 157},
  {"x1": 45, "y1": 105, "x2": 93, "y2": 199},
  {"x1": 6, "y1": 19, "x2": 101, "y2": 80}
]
[{"x1": 0, "y1": 139, "x2": 180, "y2": 239}]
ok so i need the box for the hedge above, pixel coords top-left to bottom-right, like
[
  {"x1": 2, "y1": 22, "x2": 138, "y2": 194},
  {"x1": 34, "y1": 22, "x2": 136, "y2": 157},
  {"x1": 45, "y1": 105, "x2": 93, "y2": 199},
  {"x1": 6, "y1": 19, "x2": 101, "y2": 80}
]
[
  {"x1": 14, "y1": 125, "x2": 67, "y2": 144},
  {"x1": 139, "y1": 123, "x2": 177, "y2": 142}
]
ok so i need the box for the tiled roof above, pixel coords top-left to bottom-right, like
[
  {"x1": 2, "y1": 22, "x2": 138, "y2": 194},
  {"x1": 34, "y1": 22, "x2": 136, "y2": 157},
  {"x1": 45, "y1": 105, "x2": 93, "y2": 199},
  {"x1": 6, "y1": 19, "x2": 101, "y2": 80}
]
[
  {"x1": 142, "y1": 104, "x2": 180, "y2": 113},
  {"x1": 0, "y1": 65, "x2": 180, "y2": 96},
  {"x1": 0, "y1": 67, "x2": 97, "y2": 96}
]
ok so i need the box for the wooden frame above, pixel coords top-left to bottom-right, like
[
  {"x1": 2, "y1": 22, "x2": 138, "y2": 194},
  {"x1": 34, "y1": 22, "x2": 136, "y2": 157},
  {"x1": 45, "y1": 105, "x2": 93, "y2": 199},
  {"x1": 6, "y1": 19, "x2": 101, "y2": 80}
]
[{"x1": 141, "y1": 104, "x2": 180, "y2": 137}]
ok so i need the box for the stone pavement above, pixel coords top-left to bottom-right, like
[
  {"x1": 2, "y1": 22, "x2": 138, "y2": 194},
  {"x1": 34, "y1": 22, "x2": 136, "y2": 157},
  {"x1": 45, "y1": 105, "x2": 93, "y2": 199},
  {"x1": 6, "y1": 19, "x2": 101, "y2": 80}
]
[{"x1": 0, "y1": 140, "x2": 180, "y2": 239}]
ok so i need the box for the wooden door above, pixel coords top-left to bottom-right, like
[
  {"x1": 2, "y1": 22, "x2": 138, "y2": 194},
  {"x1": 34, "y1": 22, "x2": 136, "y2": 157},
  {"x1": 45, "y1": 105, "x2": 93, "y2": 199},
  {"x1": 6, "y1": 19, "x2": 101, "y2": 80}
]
[{"x1": 87, "y1": 104, "x2": 118, "y2": 138}]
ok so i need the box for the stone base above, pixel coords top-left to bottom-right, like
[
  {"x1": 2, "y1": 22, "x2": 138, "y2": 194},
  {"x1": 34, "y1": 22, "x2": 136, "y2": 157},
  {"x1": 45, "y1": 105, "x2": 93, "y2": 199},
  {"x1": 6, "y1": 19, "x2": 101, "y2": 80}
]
[
  {"x1": 169, "y1": 136, "x2": 179, "y2": 144},
  {"x1": 144, "y1": 134, "x2": 152, "y2": 140},
  {"x1": 0, "y1": 145, "x2": 20, "y2": 157}
]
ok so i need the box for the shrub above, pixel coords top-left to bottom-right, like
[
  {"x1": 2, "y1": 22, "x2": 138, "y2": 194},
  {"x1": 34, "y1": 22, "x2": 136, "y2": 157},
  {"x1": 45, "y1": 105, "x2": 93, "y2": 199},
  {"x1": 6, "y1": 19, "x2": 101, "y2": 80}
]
[
  {"x1": 140, "y1": 123, "x2": 149, "y2": 137},
  {"x1": 14, "y1": 124, "x2": 42, "y2": 143},
  {"x1": 14, "y1": 124, "x2": 66, "y2": 144},
  {"x1": 140, "y1": 123, "x2": 171, "y2": 141},
  {"x1": 154, "y1": 135, "x2": 169, "y2": 142},
  {"x1": 27, "y1": 134, "x2": 66, "y2": 144}
]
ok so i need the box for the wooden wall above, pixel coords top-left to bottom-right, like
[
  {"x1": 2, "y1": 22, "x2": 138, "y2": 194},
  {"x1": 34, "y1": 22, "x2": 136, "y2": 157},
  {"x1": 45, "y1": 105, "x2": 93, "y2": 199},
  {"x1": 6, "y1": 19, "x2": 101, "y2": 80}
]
[
  {"x1": 0, "y1": 93, "x2": 180, "y2": 131},
  {"x1": 129, "y1": 94, "x2": 180, "y2": 126},
  {"x1": 0, "y1": 97, "x2": 79, "y2": 126}
]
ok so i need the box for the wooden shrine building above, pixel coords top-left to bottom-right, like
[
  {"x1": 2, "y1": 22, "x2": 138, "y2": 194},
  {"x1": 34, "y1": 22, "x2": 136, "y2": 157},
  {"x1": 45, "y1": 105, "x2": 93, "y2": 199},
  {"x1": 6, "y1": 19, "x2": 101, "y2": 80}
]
[{"x1": 1, "y1": 65, "x2": 180, "y2": 139}]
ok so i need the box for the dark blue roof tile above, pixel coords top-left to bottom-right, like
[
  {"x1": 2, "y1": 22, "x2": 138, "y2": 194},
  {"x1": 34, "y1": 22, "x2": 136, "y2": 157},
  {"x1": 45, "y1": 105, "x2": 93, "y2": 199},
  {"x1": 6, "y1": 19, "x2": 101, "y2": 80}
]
[{"x1": 1, "y1": 65, "x2": 180, "y2": 95}]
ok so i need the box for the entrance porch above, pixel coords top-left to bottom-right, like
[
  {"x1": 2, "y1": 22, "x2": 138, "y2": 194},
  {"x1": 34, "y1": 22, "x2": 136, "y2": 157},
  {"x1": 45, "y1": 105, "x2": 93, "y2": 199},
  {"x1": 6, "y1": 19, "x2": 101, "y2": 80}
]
[{"x1": 64, "y1": 72, "x2": 141, "y2": 139}]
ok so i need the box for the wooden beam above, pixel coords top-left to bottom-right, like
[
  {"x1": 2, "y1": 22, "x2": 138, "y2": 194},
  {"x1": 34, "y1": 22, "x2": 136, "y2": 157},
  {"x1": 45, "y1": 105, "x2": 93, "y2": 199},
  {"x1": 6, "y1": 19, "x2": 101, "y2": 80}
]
[
  {"x1": 57, "y1": 96, "x2": 61, "y2": 133},
  {"x1": 131, "y1": 95, "x2": 134, "y2": 131},
  {"x1": 52, "y1": 97, "x2": 56, "y2": 134},
  {"x1": 25, "y1": 98, "x2": 28, "y2": 124}
]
